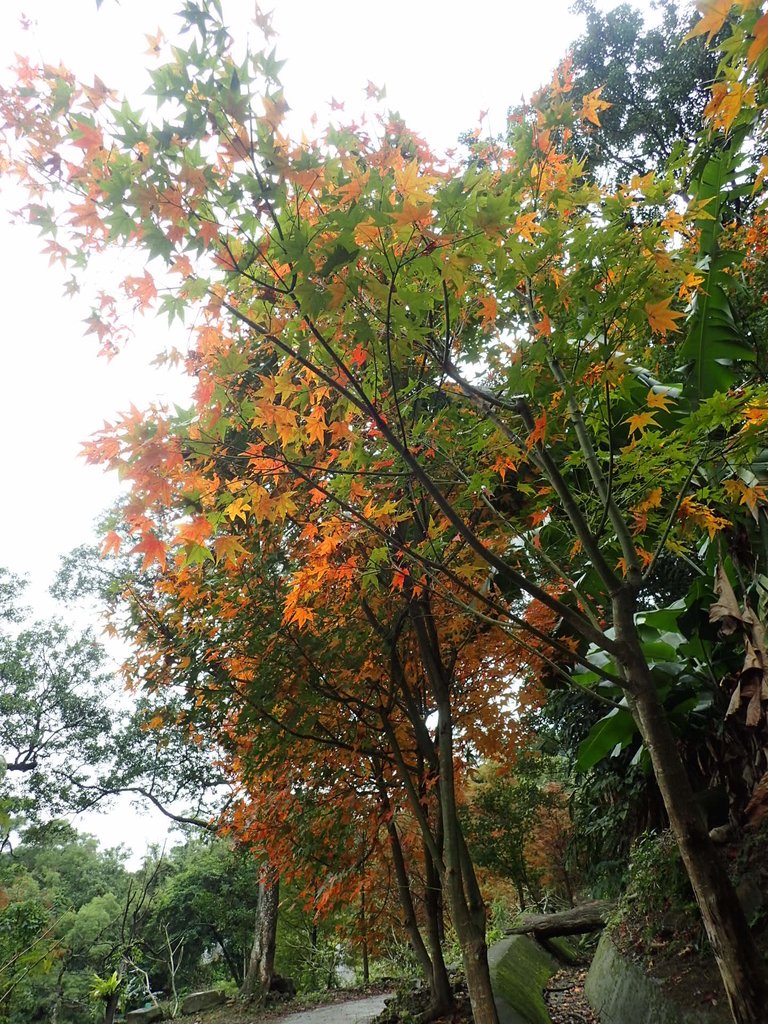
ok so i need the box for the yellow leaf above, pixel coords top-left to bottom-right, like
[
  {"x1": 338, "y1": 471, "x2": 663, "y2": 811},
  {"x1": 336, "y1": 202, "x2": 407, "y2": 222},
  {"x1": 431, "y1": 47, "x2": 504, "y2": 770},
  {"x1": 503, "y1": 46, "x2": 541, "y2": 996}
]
[
  {"x1": 224, "y1": 496, "x2": 250, "y2": 522},
  {"x1": 704, "y1": 81, "x2": 753, "y2": 133},
  {"x1": 579, "y1": 87, "x2": 612, "y2": 127},
  {"x1": 634, "y1": 487, "x2": 663, "y2": 513},
  {"x1": 625, "y1": 411, "x2": 660, "y2": 435},
  {"x1": 646, "y1": 388, "x2": 676, "y2": 411},
  {"x1": 393, "y1": 160, "x2": 435, "y2": 205},
  {"x1": 272, "y1": 491, "x2": 298, "y2": 520},
  {"x1": 684, "y1": 0, "x2": 731, "y2": 44},
  {"x1": 645, "y1": 297, "x2": 685, "y2": 337}
]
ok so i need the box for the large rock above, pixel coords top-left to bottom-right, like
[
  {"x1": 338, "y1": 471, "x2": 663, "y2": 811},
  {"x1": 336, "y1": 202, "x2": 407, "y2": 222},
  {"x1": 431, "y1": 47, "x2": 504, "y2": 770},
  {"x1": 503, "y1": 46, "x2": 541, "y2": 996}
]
[
  {"x1": 180, "y1": 990, "x2": 226, "y2": 1014},
  {"x1": 126, "y1": 1008, "x2": 163, "y2": 1023},
  {"x1": 488, "y1": 934, "x2": 558, "y2": 1024},
  {"x1": 585, "y1": 933, "x2": 718, "y2": 1024}
]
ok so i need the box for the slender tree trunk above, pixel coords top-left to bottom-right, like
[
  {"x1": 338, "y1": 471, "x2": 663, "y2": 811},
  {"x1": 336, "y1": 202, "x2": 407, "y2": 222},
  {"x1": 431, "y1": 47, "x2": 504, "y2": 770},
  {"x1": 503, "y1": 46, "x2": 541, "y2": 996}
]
[
  {"x1": 383, "y1": 796, "x2": 453, "y2": 1016},
  {"x1": 360, "y1": 886, "x2": 370, "y2": 986},
  {"x1": 422, "y1": 838, "x2": 453, "y2": 1015},
  {"x1": 212, "y1": 926, "x2": 242, "y2": 985},
  {"x1": 435, "y1": 696, "x2": 499, "y2": 1024},
  {"x1": 616, "y1": 592, "x2": 768, "y2": 1024},
  {"x1": 103, "y1": 990, "x2": 120, "y2": 1024},
  {"x1": 408, "y1": 598, "x2": 499, "y2": 1024},
  {"x1": 309, "y1": 923, "x2": 318, "y2": 991},
  {"x1": 241, "y1": 863, "x2": 279, "y2": 1002}
]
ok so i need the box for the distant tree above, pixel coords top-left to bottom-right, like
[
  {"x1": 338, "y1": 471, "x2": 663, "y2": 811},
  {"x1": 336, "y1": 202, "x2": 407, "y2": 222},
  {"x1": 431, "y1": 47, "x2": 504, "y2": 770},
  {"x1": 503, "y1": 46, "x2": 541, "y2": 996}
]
[
  {"x1": 463, "y1": 754, "x2": 572, "y2": 911},
  {"x1": 0, "y1": 573, "x2": 115, "y2": 824},
  {"x1": 568, "y1": 0, "x2": 718, "y2": 183}
]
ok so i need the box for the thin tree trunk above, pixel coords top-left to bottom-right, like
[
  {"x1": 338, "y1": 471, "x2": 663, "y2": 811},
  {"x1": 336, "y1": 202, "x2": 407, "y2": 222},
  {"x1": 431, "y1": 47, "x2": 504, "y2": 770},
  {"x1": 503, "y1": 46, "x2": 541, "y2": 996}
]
[
  {"x1": 422, "y1": 838, "x2": 453, "y2": 1015},
  {"x1": 212, "y1": 926, "x2": 242, "y2": 985},
  {"x1": 435, "y1": 694, "x2": 499, "y2": 1024},
  {"x1": 409, "y1": 598, "x2": 499, "y2": 1024},
  {"x1": 383, "y1": 797, "x2": 446, "y2": 999},
  {"x1": 360, "y1": 886, "x2": 370, "y2": 986},
  {"x1": 103, "y1": 990, "x2": 120, "y2": 1024},
  {"x1": 616, "y1": 592, "x2": 768, "y2": 1024},
  {"x1": 241, "y1": 863, "x2": 279, "y2": 1002}
]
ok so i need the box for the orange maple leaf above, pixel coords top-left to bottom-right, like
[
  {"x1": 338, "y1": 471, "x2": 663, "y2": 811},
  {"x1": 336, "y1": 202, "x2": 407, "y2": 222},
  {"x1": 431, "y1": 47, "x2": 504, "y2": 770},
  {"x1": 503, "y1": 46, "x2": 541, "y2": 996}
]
[
  {"x1": 130, "y1": 532, "x2": 167, "y2": 570},
  {"x1": 392, "y1": 567, "x2": 410, "y2": 592},
  {"x1": 354, "y1": 221, "x2": 381, "y2": 247},
  {"x1": 748, "y1": 11, "x2": 768, "y2": 62},
  {"x1": 743, "y1": 404, "x2": 768, "y2": 428},
  {"x1": 283, "y1": 602, "x2": 315, "y2": 628},
  {"x1": 83, "y1": 76, "x2": 116, "y2": 110},
  {"x1": 513, "y1": 212, "x2": 545, "y2": 243},
  {"x1": 174, "y1": 516, "x2": 213, "y2": 546},
  {"x1": 101, "y1": 531, "x2": 122, "y2": 557},
  {"x1": 579, "y1": 87, "x2": 612, "y2": 127},
  {"x1": 526, "y1": 410, "x2": 548, "y2": 449},
  {"x1": 646, "y1": 388, "x2": 676, "y2": 411},
  {"x1": 684, "y1": 0, "x2": 732, "y2": 44},
  {"x1": 478, "y1": 295, "x2": 497, "y2": 329},
  {"x1": 350, "y1": 342, "x2": 368, "y2": 367},
  {"x1": 213, "y1": 536, "x2": 248, "y2": 564},
  {"x1": 304, "y1": 406, "x2": 327, "y2": 446},
  {"x1": 625, "y1": 410, "x2": 660, "y2": 435},
  {"x1": 533, "y1": 312, "x2": 552, "y2": 338},
  {"x1": 704, "y1": 81, "x2": 753, "y2": 133},
  {"x1": 633, "y1": 487, "x2": 663, "y2": 513},
  {"x1": 645, "y1": 297, "x2": 685, "y2": 337},
  {"x1": 71, "y1": 120, "x2": 104, "y2": 159},
  {"x1": 123, "y1": 270, "x2": 157, "y2": 311},
  {"x1": 145, "y1": 28, "x2": 165, "y2": 56},
  {"x1": 678, "y1": 497, "x2": 730, "y2": 539}
]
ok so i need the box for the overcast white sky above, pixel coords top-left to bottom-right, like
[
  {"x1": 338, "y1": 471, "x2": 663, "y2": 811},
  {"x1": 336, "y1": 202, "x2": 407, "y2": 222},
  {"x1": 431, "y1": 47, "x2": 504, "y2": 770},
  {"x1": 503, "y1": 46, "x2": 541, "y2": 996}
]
[{"x1": 0, "y1": 0, "x2": 640, "y2": 859}]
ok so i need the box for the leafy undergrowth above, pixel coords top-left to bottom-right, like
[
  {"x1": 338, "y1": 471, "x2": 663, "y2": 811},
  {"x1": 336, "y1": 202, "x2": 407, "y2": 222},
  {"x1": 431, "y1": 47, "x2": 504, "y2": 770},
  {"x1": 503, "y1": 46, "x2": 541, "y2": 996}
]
[
  {"x1": 370, "y1": 977, "x2": 472, "y2": 1024},
  {"x1": 610, "y1": 825, "x2": 768, "y2": 1022}
]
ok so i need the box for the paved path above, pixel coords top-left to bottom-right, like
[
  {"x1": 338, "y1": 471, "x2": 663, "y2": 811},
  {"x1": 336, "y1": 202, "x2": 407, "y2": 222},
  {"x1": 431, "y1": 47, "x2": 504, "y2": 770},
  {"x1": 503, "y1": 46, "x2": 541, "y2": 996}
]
[{"x1": 275, "y1": 993, "x2": 391, "y2": 1024}]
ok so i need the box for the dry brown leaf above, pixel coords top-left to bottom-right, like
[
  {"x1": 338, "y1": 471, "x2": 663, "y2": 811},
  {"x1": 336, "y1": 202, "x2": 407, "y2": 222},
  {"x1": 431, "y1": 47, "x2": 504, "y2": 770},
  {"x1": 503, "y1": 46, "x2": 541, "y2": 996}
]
[
  {"x1": 709, "y1": 565, "x2": 744, "y2": 635},
  {"x1": 726, "y1": 680, "x2": 743, "y2": 717}
]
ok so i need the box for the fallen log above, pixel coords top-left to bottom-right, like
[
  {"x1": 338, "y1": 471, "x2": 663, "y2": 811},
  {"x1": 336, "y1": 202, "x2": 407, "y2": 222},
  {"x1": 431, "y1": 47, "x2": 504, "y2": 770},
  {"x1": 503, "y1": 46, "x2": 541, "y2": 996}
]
[{"x1": 504, "y1": 900, "x2": 614, "y2": 938}]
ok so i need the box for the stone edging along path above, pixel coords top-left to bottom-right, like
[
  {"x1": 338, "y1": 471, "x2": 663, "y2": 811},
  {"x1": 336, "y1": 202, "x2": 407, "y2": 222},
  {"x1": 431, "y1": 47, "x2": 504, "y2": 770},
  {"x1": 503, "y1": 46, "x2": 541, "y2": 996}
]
[
  {"x1": 489, "y1": 930, "x2": 722, "y2": 1024},
  {"x1": 584, "y1": 933, "x2": 720, "y2": 1024}
]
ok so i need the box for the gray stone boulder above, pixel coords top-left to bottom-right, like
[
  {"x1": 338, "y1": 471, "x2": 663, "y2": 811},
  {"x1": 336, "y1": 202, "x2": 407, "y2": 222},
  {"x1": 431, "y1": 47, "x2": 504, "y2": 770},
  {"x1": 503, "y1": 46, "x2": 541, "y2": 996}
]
[
  {"x1": 126, "y1": 1007, "x2": 163, "y2": 1023},
  {"x1": 180, "y1": 990, "x2": 226, "y2": 1014},
  {"x1": 585, "y1": 933, "x2": 717, "y2": 1024}
]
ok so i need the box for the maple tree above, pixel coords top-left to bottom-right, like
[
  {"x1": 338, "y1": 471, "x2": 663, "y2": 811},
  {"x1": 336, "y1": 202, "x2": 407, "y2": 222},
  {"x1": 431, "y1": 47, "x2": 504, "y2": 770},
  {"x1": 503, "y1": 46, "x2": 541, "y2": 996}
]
[{"x1": 3, "y1": 0, "x2": 768, "y2": 1020}]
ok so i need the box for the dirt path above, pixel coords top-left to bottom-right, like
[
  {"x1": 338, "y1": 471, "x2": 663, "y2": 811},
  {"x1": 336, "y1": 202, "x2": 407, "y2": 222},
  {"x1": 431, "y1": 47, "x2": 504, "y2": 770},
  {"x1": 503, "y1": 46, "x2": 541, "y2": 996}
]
[{"x1": 272, "y1": 992, "x2": 392, "y2": 1024}]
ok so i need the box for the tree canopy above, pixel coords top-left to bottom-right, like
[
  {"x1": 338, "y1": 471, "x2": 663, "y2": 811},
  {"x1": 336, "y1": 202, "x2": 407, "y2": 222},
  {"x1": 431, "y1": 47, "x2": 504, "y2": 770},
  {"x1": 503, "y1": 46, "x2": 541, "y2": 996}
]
[{"x1": 2, "y1": 1, "x2": 768, "y2": 1021}]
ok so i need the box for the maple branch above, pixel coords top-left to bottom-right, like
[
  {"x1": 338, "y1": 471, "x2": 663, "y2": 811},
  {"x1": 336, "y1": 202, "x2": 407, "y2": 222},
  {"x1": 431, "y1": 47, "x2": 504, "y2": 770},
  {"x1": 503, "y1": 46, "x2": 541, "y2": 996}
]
[
  {"x1": 544, "y1": 347, "x2": 640, "y2": 581},
  {"x1": 266, "y1": 449, "x2": 624, "y2": 680},
  {"x1": 642, "y1": 456, "x2": 703, "y2": 583},
  {"x1": 221, "y1": 297, "x2": 613, "y2": 652},
  {"x1": 436, "y1": 358, "x2": 621, "y2": 594},
  {"x1": 273, "y1": 451, "x2": 627, "y2": 684},
  {"x1": 593, "y1": 380, "x2": 615, "y2": 543},
  {"x1": 379, "y1": 715, "x2": 445, "y2": 877}
]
